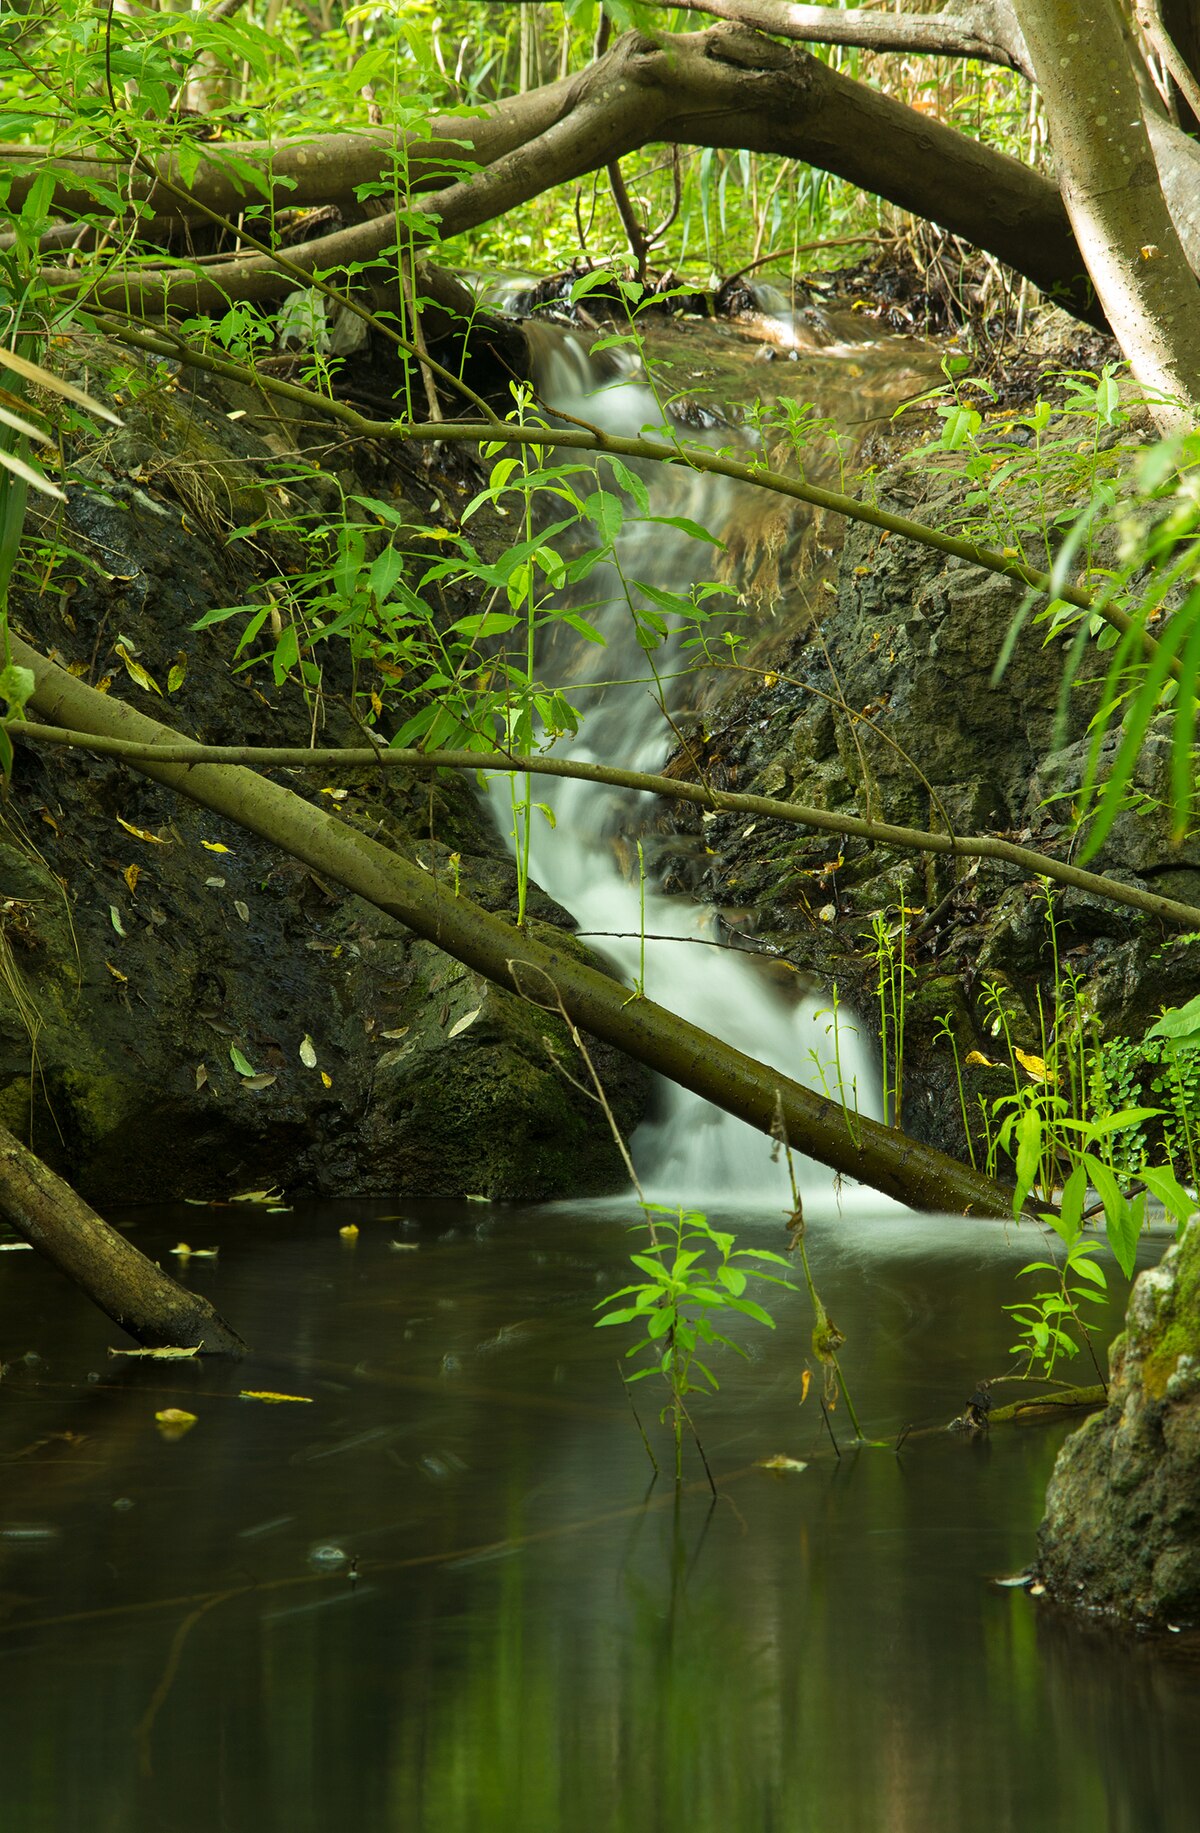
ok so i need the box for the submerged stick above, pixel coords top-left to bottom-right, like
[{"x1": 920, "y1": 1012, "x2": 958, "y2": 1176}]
[{"x1": 0, "y1": 1123, "x2": 245, "y2": 1355}]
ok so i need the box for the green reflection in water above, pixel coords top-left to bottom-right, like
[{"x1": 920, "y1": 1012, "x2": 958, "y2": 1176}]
[{"x1": 0, "y1": 1201, "x2": 1198, "y2": 1833}]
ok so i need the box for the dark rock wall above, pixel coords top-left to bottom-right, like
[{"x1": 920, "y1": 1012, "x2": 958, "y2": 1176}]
[
  {"x1": 655, "y1": 467, "x2": 1200, "y2": 1159},
  {"x1": 0, "y1": 342, "x2": 647, "y2": 1204}
]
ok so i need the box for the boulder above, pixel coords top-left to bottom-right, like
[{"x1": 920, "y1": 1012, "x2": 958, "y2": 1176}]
[{"x1": 1037, "y1": 1217, "x2": 1200, "y2": 1628}]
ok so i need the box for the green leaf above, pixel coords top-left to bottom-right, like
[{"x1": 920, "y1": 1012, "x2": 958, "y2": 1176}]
[
  {"x1": 0, "y1": 663, "x2": 35, "y2": 714},
  {"x1": 1067, "y1": 1253, "x2": 1107, "y2": 1289},
  {"x1": 724, "y1": 1296, "x2": 776, "y2": 1328},
  {"x1": 645, "y1": 514, "x2": 723, "y2": 547},
  {"x1": 229, "y1": 1044, "x2": 257, "y2": 1078},
  {"x1": 1139, "y1": 1164, "x2": 1196, "y2": 1227},
  {"x1": 1146, "y1": 994, "x2": 1200, "y2": 1049},
  {"x1": 607, "y1": 457, "x2": 650, "y2": 513},
  {"x1": 1013, "y1": 1105, "x2": 1043, "y2": 1215},
  {"x1": 1048, "y1": 1163, "x2": 1087, "y2": 1246}
]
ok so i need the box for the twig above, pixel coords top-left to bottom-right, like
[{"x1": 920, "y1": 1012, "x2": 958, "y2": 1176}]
[{"x1": 619, "y1": 1363, "x2": 660, "y2": 1478}]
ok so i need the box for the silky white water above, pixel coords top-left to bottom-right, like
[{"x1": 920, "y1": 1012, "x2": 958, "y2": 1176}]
[{"x1": 497, "y1": 312, "x2": 891, "y2": 1206}]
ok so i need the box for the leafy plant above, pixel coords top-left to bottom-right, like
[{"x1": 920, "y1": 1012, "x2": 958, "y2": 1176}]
[
  {"x1": 866, "y1": 898, "x2": 914, "y2": 1127},
  {"x1": 595, "y1": 1203, "x2": 796, "y2": 1482}
]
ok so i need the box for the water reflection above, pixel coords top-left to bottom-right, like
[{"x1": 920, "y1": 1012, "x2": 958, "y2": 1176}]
[{"x1": 0, "y1": 1201, "x2": 1196, "y2": 1831}]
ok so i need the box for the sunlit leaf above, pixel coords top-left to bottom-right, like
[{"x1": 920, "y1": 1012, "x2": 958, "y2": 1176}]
[
  {"x1": 116, "y1": 816, "x2": 168, "y2": 844},
  {"x1": 114, "y1": 643, "x2": 162, "y2": 696},
  {"x1": 239, "y1": 1390, "x2": 313, "y2": 1404},
  {"x1": 108, "y1": 1346, "x2": 199, "y2": 1359},
  {"x1": 154, "y1": 1408, "x2": 198, "y2": 1441}
]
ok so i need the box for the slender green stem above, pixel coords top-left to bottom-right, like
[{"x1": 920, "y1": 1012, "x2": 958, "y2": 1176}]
[{"x1": 10, "y1": 724, "x2": 1200, "y2": 931}]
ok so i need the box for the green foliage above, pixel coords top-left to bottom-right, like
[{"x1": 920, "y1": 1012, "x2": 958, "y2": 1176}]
[
  {"x1": 596, "y1": 1203, "x2": 795, "y2": 1480},
  {"x1": 897, "y1": 361, "x2": 1200, "y2": 864},
  {"x1": 866, "y1": 900, "x2": 914, "y2": 1128}
]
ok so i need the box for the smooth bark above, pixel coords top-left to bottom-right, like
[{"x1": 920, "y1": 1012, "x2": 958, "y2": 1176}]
[
  {"x1": 0, "y1": 1124, "x2": 245, "y2": 1354},
  {"x1": 1018, "y1": 0, "x2": 1200, "y2": 427},
  {"x1": 656, "y1": 0, "x2": 1033, "y2": 73},
  {"x1": 7, "y1": 635, "x2": 1019, "y2": 1220},
  {"x1": 18, "y1": 27, "x2": 1103, "y2": 327}
]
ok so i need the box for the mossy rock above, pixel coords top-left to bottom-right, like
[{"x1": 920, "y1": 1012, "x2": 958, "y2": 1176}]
[{"x1": 1037, "y1": 1216, "x2": 1200, "y2": 1627}]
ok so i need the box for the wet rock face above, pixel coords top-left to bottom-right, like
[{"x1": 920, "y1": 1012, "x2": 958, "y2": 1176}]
[
  {"x1": 0, "y1": 343, "x2": 648, "y2": 1204},
  {"x1": 656, "y1": 465, "x2": 1200, "y2": 1158},
  {"x1": 1037, "y1": 1218, "x2": 1200, "y2": 1629}
]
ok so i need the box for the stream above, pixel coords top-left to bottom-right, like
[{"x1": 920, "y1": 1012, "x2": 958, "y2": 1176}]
[
  {"x1": 1, "y1": 1201, "x2": 1196, "y2": 1831},
  {"x1": 3, "y1": 298, "x2": 1198, "y2": 1830},
  {"x1": 493, "y1": 290, "x2": 932, "y2": 1202}
]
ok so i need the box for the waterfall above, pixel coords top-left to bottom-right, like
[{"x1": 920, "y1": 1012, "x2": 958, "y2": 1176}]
[{"x1": 495, "y1": 308, "x2": 896, "y2": 1209}]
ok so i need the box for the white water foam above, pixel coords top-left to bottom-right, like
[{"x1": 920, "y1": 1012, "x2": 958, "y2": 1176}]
[{"x1": 497, "y1": 320, "x2": 883, "y2": 1207}]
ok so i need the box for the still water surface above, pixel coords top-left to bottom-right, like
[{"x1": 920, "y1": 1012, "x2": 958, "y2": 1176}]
[{"x1": 1, "y1": 1201, "x2": 1197, "y2": 1832}]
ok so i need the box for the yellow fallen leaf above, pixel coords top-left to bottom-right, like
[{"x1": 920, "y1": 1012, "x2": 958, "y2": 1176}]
[
  {"x1": 201, "y1": 841, "x2": 233, "y2": 854},
  {"x1": 239, "y1": 1390, "x2": 313, "y2": 1404},
  {"x1": 109, "y1": 1345, "x2": 198, "y2": 1359},
  {"x1": 756, "y1": 1454, "x2": 808, "y2": 1472},
  {"x1": 105, "y1": 960, "x2": 128, "y2": 983},
  {"x1": 799, "y1": 1368, "x2": 811, "y2": 1405},
  {"x1": 124, "y1": 864, "x2": 140, "y2": 894},
  {"x1": 115, "y1": 643, "x2": 163, "y2": 696},
  {"x1": 155, "y1": 1408, "x2": 197, "y2": 1440},
  {"x1": 1015, "y1": 1048, "x2": 1054, "y2": 1083},
  {"x1": 320, "y1": 1070, "x2": 332, "y2": 1088},
  {"x1": 117, "y1": 816, "x2": 167, "y2": 845},
  {"x1": 339, "y1": 1223, "x2": 359, "y2": 1240},
  {"x1": 965, "y1": 1050, "x2": 999, "y2": 1067}
]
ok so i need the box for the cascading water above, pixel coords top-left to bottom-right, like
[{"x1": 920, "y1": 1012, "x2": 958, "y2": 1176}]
[{"x1": 494, "y1": 297, "x2": 926, "y2": 1208}]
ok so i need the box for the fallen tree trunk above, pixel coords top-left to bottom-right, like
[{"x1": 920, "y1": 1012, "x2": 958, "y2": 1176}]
[
  {"x1": 9, "y1": 634, "x2": 1017, "y2": 1220},
  {"x1": 17, "y1": 26, "x2": 1105, "y2": 328},
  {"x1": 0, "y1": 1124, "x2": 245, "y2": 1354}
]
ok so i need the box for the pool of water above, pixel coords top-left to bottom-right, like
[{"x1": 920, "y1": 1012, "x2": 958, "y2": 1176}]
[{"x1": 1, "y1": 1199, "x2": 1197, "y2": 1832}]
